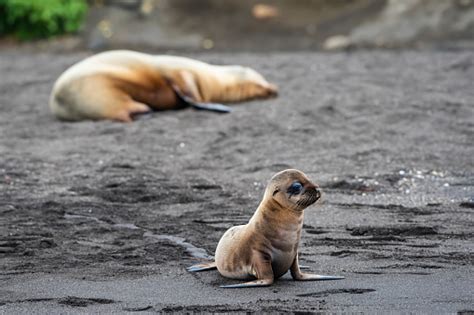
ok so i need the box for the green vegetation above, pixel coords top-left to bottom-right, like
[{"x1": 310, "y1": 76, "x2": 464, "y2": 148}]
[{"x1": 0, "y1": 0, "x2": 87, "y2": 40}]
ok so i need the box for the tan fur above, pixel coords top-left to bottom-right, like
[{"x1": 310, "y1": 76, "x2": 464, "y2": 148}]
[
  {"x1": 213, "y1": 169, "x2": 322, "y2": 287},
  {"x1": 49, "y1": 50, "x2": 278, "y2": 122}
]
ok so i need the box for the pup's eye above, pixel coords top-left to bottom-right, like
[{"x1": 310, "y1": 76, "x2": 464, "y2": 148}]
[{"x1": 287, "y1": 182, "x2": 303, "y2": 195}]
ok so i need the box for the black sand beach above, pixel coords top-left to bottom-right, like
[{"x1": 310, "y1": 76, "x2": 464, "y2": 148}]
[{"x1": 0, "y1": 50, "x2": 473, "y2": 313}]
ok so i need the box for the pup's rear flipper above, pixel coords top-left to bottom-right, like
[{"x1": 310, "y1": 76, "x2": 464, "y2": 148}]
[
  {"x1": 187, "y1": 261, "x2": 217, "y2": 272},
  {"x1": 220, "y1": 278, "x2": 273, "y2": 289},
  {"x1": 314, "y1": 275, "x2": 345, "y2": 280}
]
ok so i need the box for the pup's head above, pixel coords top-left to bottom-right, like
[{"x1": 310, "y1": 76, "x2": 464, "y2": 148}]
[{"x1": 266, "y1": 169, "x2": 321, "y2": 212}]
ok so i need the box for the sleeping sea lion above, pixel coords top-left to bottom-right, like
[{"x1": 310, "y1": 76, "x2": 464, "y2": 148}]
[{"x1": 49, "y1": 50, "x2": 278, "y2": 122}]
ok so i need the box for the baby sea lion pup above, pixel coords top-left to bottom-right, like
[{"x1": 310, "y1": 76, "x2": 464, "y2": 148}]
[
  {"x1": 188, "y1": 169, "x2": 344, "y2": 288},
  {"x1": 49, "y1": 50, "x2": 278, "y2": 122}
]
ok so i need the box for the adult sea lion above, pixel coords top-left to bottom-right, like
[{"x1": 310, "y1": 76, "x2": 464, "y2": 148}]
[
  {"x1": 49, "y1": 50, "x2": 278, "y2": 122},
  {"x1": 188, "y1": 169, "x2": 344, "y2": 288}
]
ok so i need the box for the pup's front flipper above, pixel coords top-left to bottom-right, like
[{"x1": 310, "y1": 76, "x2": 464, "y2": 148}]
[
  {"x1": 293, "y1": 274, "x2": 345, "y2": 281},
  {"x1": 187, "y1": 261, "x2": 217, "y2": 272},
  {"x1": 290, "y1": 254, "x2": 344, "y2": 281}
]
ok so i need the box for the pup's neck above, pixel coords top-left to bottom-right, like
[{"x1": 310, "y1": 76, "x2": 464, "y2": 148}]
[{"x1": 250, "y1": 198, "x2": 304, "y2": 229}]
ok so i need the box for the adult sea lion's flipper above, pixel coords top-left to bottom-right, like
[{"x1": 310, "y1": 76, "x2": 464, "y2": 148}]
[
  {"x1": 170, "y1": 82, "x2": 232, "y2": 114},
  {"x1": 187, "y1": 261, "x2": 217, "y2": 272},
  {"x1": 189, "y1": 102, "x2": 232, "y2": 113}
]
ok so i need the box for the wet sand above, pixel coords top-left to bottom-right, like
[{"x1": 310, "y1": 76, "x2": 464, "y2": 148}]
[{"x1": 0, "y1": 50, "x2": 473, "y2": 313}]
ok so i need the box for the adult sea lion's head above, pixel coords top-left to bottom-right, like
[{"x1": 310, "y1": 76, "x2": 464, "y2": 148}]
[{"x1": 221, "y1": 66, "x2": 278, "y2": 102}]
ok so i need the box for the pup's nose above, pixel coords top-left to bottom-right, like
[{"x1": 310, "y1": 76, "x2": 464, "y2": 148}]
[
  {"x1": 306, "y1": 183, "x2": 321, "y2": 199},
  {"x1": 315, "y1": 188, "x2": 322, "y2": 200}
]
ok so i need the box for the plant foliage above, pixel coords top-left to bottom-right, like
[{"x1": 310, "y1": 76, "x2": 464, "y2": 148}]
[{"x1": 0, "y1": 0, "x2": 87, "y2": 40}]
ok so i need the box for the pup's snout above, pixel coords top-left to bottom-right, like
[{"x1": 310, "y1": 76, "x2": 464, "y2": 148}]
[
  {"x1": 314, "y1": 188, "x2": 322, "y2": 200},
  {"x1": 305, "y1": 183, "x2": 321, "y2": 200}
]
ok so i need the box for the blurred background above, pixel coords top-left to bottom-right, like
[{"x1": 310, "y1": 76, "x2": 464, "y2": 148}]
[{"x1": 1, "y1": 0, "x2": 474, "y2": 52}]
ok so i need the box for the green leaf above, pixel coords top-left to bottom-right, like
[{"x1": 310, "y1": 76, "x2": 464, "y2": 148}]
[{"x1": 0, "y1": 0, "x2": 87, "y2": 40}]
